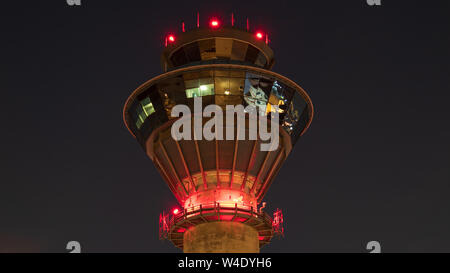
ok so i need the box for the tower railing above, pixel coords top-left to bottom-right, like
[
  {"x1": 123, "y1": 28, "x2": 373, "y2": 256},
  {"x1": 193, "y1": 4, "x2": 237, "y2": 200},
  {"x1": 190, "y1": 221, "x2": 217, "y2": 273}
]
[{"x1": 159, "y1": 201, "x2": 281, "y2": 248}]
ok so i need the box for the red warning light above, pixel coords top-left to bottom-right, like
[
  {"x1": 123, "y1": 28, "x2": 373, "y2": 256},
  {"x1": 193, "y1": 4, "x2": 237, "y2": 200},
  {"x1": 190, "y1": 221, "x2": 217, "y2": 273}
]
[
  {"x1": 173, "y1": 208, "x2": 179, "y2": 215},
  {"x1": 210, "y1": 19, "x2": 220, "y2": 28},
  {"x1": 168, "y1": 35, "x2": 175, "y2": 42},
  {"x1": 256, "y1": 32, "x2": 264, "y2": 39}
]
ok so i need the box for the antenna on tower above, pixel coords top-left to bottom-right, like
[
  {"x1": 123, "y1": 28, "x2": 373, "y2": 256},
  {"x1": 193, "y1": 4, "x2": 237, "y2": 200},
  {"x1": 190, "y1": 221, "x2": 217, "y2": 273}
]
[
  {"x1": 182, "y1": 21, "x2": 185, "y2": 32},
  {"x1": 197, "y1": 11, "x2": 200, "y2": 28},
  {"x1": 246, "y1": 18, "x2": 249, "y2": 31},
  {"x1": 231, "y1": 12, "x2": 234, "y2": 27}
]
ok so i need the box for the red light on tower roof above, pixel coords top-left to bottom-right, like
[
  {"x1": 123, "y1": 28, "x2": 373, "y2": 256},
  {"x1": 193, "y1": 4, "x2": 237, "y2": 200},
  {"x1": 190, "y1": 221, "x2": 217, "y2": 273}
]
[
  {"x1": 210, "y1": 19, "x2": 220, "y2": 28},
  {"x1": 173, "y1": 208, "x2": 179, "y2": 215},
  {"x1": 168, "y1": 35, "x2": 175, "y2": 42},
  {"x1": 256, "y1": 32, "x2": 264, "y2": 39}
]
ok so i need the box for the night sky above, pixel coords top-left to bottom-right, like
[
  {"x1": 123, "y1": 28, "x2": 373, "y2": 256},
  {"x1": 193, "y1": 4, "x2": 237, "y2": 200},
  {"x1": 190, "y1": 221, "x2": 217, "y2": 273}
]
[{"x1": 1, "y1": 0, "x2": 449, "y2": 253}]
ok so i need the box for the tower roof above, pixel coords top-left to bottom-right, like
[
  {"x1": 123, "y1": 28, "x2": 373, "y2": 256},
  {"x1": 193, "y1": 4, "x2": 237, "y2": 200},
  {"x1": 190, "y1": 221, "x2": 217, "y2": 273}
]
[{"x1": 161, "y1": 27, "x2": 275, "y2": 71}]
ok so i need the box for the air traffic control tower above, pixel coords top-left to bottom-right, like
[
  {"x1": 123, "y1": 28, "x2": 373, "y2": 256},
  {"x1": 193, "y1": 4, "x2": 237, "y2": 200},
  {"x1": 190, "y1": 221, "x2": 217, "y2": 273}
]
[{"x1": 123, "y1": 14, "x2": 313, "y2": 253}]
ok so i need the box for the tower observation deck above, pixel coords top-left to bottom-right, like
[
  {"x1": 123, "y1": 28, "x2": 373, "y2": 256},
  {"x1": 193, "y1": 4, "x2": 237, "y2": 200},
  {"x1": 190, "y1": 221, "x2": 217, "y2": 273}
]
[{"x1": 123, "y1": 14, "x2": 313, "y2": 253}]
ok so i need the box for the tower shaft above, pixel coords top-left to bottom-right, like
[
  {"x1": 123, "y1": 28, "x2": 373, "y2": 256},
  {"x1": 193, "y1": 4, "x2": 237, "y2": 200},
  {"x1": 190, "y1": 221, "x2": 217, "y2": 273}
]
[{"x1": 184, "y1": 222, "x2": 259, "y2": 253}]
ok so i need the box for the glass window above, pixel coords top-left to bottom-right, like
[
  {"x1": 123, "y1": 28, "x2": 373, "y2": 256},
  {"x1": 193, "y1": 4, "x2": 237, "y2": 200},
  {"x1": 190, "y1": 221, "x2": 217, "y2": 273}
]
[
  {"x1": 184, "y1": 74, "x2": 214, "y2": 98},
  {"x1": 185, "y1": 87, "x2": 199, "y2": 98},
  {"x1": 183, "y1": 42, "x2": 201, "y2": 63},
  {"x1": 214, "y1": 76, "x2": 230, "y2": 95},
  {"x1": 283, "y1": 92, "x2": 307, "y2": 136},
  {"x1": 170, "y1": 48, "x2": 188, "y2": 67},
  {"x1": 201, "y1": 84, "x2": 214, "y2": 96},
  {"x1": 135, "y1": 108, "x2": 146, "y2": 129},
  {"x1": 255, "y1": 51, "x2": 267, "y2": 68},
  {"x1": 135, "y1": 115, "x2": 143, "y2": 129},
  {"x1": 215, "y1": 38, "x2": 233, "y2": 58},
  {"x1": 141, "y1": 97, "x2": 155, "y2": 116},
  {"x1": 135, "y1": 96, "x2": 155, "y2": 129},
  {"x1": 243, "y1": 72, "x2": 273, "y2": 115},
  {"x1": 266, "y1": 81, "x2": 294, "y2": 118},
  {"x1": 214, "y1": 70, "x2": 245, "y2": 106},
  {"x1": 231, "y1": 40, "x2": 248, "y2": 61},
  {"x1": 244, "y1": 45, "x2": 259, "y2": 64},
  {"x1": 186, "y1": 83, "x2": 214, "y2": 98},
  {"x1": 198, "y1": 39, "x2": 216, "y2": 60}
]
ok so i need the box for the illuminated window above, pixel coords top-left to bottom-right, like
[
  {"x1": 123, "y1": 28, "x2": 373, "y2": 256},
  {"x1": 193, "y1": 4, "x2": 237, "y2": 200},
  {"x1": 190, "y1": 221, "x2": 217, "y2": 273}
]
[
  {"x1": 243, "y1": 72, "x2": 272, "y2": 115},
  {"x1": 135, "y1": 116, "x2": 143, "y2": 129},
  {"x1": 185, "y1": 83, "x2": 214, "y2": 98},
  {"x1": 135, "y1": 97, "x2": 155, "y2": 129},
  {"x1": 141, "y1": 97, "x2": 155, "y2": 116}
]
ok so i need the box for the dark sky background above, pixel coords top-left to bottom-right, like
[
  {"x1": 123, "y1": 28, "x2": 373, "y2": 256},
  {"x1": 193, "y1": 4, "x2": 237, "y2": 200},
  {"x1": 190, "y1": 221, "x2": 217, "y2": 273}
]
[{"x1": 1, "y1": 0, "x2": 449, "y2": 253}]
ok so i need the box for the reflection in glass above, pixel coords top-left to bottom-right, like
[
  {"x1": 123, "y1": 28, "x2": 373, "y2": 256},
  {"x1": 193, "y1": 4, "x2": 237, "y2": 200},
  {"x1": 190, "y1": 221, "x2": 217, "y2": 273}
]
[
  {"x1": 166, "y1": 39, "x2": 270, "y2": 69},
  {"x1": 186, "y1": 83, "x2": 214, "y2": 98},
  {"x1": 135, "y1": 96, "x2": 155, "y2": 129},
  {"x1": 283, "y1": 92, "x2": 305, "y2": 135},
  {"x1": 267, "y1": 81, "x2": 295, "y2": 120},
  {"x1": 128, "y1": 68, "x2": 311, "y2": 145},
  {"x1": 243, "y1": 72, "x2": 273, "y2": 115}
]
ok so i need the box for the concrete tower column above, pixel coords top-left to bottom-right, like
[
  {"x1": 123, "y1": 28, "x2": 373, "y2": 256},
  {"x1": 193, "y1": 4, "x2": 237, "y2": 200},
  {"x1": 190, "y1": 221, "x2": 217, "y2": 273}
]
[{"x1": 183, "y1": 222, "x2": 259, "y2": 253}]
